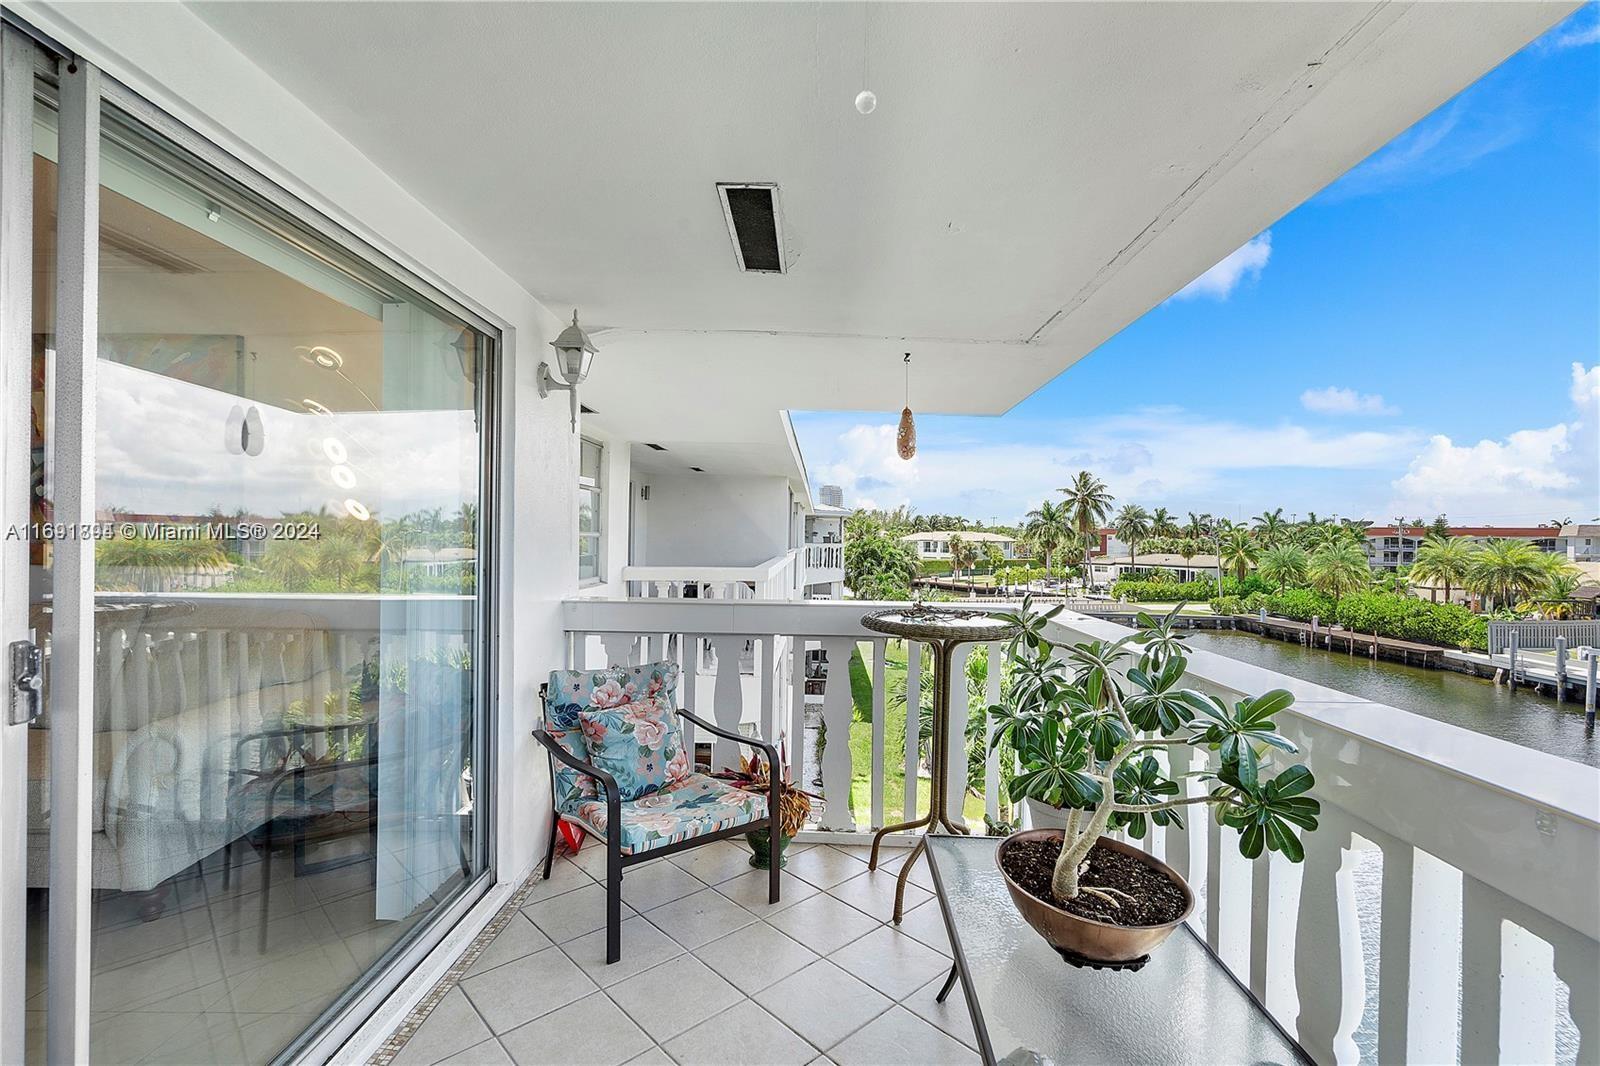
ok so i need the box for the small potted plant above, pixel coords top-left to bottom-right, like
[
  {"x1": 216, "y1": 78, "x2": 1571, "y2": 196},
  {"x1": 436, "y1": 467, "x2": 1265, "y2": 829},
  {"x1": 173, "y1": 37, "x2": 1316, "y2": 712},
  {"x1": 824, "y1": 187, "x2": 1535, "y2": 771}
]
[
  {"x1": 988, "y1": 598, "x2": 1320, "y2": 964},
  {"x1": 713, "y1": 740, "x2": 821, "y2": 870}
]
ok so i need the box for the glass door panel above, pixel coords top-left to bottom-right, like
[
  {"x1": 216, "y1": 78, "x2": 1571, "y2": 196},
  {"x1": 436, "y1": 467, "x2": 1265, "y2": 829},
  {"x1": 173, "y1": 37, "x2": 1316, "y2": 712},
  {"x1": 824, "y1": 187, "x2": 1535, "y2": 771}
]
[{"x1": 20, "y1": 79, "x2": 491, "y2": 1063}]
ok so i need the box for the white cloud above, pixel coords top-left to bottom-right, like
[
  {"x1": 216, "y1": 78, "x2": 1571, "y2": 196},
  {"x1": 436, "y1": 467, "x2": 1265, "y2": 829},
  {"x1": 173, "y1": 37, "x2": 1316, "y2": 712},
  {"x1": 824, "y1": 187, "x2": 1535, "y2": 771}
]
[
  {"x1": 1323, "y1": 93, "x2": 1526, "y2": 202},
  {"x1": 1571, "y1": 360, "x2": 1600, "y2": 410},
  {"x1": 805, "y1": 406, "x2": 1418, "y2": 523},
  {"x1": 1299, "y1": 386, "x2": 1398, "y2": 416},
  {"x1": 1545, "y1": 10, "x2": 1600, "y2": 50},
  {"x1": 1386, "y1": 362, "x2": 1600, "y2": 522},
  {"x1": 1171, "y1": 232, "x2": 1271, "y2": 301},
  {"x1": 95, "y1": 361, "x2": 480, "y2": 521}
]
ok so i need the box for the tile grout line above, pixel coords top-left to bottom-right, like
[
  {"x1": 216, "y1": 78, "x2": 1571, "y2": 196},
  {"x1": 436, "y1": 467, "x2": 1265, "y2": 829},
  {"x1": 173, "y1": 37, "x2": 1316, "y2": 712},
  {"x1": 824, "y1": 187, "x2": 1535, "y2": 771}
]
[{"x1": 367, "y1": 867, "x2": 567, "y2": 1065}]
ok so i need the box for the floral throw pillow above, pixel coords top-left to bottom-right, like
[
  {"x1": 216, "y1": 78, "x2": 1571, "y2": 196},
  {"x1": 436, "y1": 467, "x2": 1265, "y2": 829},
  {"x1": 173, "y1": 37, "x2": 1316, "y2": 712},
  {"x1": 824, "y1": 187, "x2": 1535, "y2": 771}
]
[{"x1": 577, "y1": 699, "x2": 690, "y2": 801}]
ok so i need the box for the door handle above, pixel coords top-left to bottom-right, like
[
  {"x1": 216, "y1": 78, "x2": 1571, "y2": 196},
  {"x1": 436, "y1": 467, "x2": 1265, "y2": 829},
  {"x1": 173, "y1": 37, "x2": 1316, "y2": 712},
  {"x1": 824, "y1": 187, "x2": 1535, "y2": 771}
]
[{"x1": 8, "y1": 638, "x2": 43, "y2": 726}]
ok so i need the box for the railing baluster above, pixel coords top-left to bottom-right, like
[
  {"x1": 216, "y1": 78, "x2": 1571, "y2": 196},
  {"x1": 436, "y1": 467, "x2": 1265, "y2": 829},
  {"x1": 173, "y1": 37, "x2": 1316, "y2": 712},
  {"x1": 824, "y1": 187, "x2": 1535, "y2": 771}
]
[
  {"x1": 131, "y1": 632, "x2": 152, "y2": 731},
  {"x1": 1293, "y1": 811, "x2": 1364, "y2": 1065},
  {"x1": 308, "y1": 631, "x2": 330, "y2": 756},
  {"x1": 816, "y1": 636, "x2": 858, "y2": 831},
  {"x1": 708, "y1": 635, "x2": 745, "y2": 771},
  {"x1": 758, "y1": 635, "x2": 775, "y2": 745},
  {"x1": 983, "y1": 640, "x2": 1001, "y2": 826},
  {"x1": 870, "y1": 637, "x2": 886, "y2": 829},
  {"x1": 789, "y1": 636, "x2": 807, "y2": 787},
  {"x1": 1250, "y1": 852, "x2": 1271, "y2": 1002},
  {"x1": 904, "y1": 640, "x2": 922, "y2": 822},
  {"x1": 680, "y1": 634, "x2": 699, "y2": 759},
  {"x1": 1460, "y1": 875, "x2": 1503, "y2": 1065}
]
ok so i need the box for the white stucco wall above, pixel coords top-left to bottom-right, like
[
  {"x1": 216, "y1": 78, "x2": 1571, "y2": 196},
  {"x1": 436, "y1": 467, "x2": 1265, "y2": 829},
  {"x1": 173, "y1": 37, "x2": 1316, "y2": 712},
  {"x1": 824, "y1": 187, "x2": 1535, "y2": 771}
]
[
  {"x1": 14, "y1": 0, "x2": 572, "y2": 945},
  {"x1": 636, "y1": 474, "x2": 793, "y2": 567}
]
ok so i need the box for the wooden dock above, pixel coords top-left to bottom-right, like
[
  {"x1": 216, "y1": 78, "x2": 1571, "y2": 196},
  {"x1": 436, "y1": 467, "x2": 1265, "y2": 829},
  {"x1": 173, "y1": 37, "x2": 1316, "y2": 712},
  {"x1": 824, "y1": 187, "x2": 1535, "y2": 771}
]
[{"x1": 1222, "y1": 614, "x2": 1449, "y2": 667}]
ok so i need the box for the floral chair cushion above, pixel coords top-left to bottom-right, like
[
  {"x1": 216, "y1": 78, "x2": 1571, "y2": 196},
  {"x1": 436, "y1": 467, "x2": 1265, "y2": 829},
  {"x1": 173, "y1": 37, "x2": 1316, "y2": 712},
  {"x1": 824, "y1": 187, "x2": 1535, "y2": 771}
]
[
  {"x1": 545, "y1": 662, "x2": 684, "y2": 810},
  {"x1": 577, "y1": 700, "x2": 690, "y2": 801},
  {"x1": 560, "y1": 773, "x2": 767, "y2": 856}
]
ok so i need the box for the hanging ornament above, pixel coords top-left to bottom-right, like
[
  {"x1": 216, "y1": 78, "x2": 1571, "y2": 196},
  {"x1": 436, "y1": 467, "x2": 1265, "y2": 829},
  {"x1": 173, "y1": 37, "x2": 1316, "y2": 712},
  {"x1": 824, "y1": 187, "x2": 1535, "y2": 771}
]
[
  {"x1": 854, "y1": 3, "x2": 876, "y2": 115},
  {"x1": 896, "y1": 352, "x2": 917, "y2": 460}
]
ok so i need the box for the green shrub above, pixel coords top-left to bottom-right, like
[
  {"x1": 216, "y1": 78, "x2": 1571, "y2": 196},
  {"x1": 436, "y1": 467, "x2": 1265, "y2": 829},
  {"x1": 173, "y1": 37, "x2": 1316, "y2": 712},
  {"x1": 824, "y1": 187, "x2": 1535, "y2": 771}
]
[
  {"x1": 1113, "y1": 574, "x2": 1270, "y2": 602},
  {"x1": 1252, "y1": 588, "x2": 1329, "y2": 621},
  {"x1": 1332, "y1": 592, "x2": 1487, "y2": 650}
]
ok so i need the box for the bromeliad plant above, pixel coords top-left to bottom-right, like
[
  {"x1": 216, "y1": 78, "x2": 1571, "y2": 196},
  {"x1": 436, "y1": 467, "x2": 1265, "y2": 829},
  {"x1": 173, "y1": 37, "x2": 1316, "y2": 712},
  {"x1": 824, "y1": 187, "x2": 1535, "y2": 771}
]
[{"x1": 990, "y1": 598, "x2": 1320, "y2": 907}]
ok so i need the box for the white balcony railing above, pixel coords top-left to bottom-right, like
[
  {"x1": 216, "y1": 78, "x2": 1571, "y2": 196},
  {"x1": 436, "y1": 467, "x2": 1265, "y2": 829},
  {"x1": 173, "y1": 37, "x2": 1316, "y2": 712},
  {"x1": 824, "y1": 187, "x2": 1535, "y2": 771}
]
[
  {"x1": 560, "y1": 597, "x2": 1599, "y2": 1066},
  {"x1": 803, "y1": 542, "x2": 844, "y2": 574},
  {"x1": 619, "y1": 550, "x2": 803, "y2": 600}
]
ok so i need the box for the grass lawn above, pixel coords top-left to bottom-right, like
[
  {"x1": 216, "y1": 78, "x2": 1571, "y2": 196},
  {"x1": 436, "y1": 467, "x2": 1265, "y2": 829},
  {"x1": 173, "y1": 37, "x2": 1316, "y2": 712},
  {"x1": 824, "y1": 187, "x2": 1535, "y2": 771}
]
[{"x1": 840, "y1": 640, "x2": 986, "y2": 829}]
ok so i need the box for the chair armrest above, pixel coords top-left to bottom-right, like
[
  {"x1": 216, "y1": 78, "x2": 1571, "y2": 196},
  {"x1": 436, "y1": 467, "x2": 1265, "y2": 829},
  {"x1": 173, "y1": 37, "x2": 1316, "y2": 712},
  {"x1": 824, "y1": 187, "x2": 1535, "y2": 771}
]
[
  {"x1": 532, "y1": 727, "x2": 622, "y2": 818},
  {"x1": 676, "y1": 709, "x2": 780, "y2": 776}
]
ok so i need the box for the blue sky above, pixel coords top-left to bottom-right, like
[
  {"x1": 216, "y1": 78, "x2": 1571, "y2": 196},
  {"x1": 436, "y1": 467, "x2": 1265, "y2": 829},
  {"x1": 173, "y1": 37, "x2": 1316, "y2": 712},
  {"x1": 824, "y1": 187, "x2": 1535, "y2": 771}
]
[{"x1": 793, "y1": 5, "x2": 1600, "y2": 528}]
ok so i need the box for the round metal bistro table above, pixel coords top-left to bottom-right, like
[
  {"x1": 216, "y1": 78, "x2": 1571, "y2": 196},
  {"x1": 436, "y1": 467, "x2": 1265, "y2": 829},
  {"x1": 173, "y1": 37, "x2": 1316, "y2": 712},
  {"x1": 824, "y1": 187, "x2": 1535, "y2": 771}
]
[{"x1": 859, "y1": 605, "x2": 1021, "y2": 923}]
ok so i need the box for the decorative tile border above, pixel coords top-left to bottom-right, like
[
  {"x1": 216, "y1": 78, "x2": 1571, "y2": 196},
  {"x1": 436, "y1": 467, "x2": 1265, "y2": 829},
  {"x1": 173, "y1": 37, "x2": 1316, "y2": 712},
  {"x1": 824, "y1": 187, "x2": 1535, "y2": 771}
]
[{"x1": 368, "y1": 869, "x2": 545, "y2": 1065}]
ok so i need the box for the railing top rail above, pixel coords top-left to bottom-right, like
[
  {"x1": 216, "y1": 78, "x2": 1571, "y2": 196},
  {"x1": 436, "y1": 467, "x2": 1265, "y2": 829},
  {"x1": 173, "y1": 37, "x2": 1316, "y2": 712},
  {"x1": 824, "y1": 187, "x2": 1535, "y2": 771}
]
[
  {"x1": 1046, "y1": 611, "x2": 1600, "y2": 832},
  {"x1": 561, "y1": 597, "x2": 1600, "y2": 827},
  {"x1": 621, "y1": 551, "x2": 798, "y2": 584}
]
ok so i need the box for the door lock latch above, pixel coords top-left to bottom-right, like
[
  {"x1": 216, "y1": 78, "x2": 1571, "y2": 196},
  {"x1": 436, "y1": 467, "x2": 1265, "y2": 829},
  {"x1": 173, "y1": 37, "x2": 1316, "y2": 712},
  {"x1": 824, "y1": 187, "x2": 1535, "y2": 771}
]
[{"x1": 9, "y1": 639, "x2": 43, "y2": 726}]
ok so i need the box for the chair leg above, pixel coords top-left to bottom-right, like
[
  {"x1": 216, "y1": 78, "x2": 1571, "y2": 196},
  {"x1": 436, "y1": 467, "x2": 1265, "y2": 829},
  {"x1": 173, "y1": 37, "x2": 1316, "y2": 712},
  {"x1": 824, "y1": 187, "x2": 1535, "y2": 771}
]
[
  {"x1": 768, "y1": 820, "x2": 780, "y2": 905},
  {"x1": 542, "y1": 811, "x2": 559, "y2": 880},
  {"x1": 605, "y1": 836, "x2": 623, "y2": 965}
]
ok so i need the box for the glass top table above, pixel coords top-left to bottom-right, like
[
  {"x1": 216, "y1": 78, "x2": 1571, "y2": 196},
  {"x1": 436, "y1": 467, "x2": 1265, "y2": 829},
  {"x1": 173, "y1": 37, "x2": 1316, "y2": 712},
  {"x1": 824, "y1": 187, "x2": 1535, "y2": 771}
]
[{"x1": 924, "y1": 834, "x2": 1307, "y2": 1066}]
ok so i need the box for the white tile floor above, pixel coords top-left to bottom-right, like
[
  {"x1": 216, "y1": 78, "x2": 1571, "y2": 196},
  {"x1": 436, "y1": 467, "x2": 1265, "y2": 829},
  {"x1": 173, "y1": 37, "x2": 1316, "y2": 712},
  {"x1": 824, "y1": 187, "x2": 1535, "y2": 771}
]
[
  {"x1": 25, "y1": 836, "x2": 457, "y2": 1065},
  {"x1": 394, "y1": 840, "x2": 979, "y2": 1066}
]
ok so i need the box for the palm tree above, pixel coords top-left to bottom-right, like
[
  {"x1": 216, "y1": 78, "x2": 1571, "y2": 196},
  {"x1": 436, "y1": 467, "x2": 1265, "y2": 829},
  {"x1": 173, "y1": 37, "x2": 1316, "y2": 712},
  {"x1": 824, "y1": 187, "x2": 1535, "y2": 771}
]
[
  {"x1": 1183, "y1": 512, "x2": 1210, "y2": 541},
  {"x1": 316, "y1": 533, "x2": 371, "y2": 591},
  {"x1": 1149, "y1": 507, "x2": 1178, "y2": 539},
  {"x1": 1112, "y1": 504, "x2": 1152, "y2": 572},
  {"x1": 1218, "y1": 528, "x2": 1260, "y2": 581},
  {"x1": 947, "y1": 533, "x2": 978, "y2": 579},
  {"x1": 1252, "y1": 508, "x2": 1287, "y2": 546},
  {"x1": 1409, "y1": 534, "x2": 1472, "y2": 604},
  {"x1": 1177, "y1": 538, "x2": 1200, "y2": 569},
  {"x1": 1023, "y1": 500, "x2": 1071, "y2": 572},
  {"x1": 1465, "y1": 539, "x2": 1547, "y2": 611},
  {"x1": 1257, "y1": 544, "x2": 1309, "y2": 593},
  {"x1": 1308, "y1": 541, "x2": 1370, "y2": 609},
  {"x1": 1060, "y1": 471, "x2": 1114, "y2": 571},
  {"x1": 258, "y1": 538, "x2": 318, "y2": 591}
]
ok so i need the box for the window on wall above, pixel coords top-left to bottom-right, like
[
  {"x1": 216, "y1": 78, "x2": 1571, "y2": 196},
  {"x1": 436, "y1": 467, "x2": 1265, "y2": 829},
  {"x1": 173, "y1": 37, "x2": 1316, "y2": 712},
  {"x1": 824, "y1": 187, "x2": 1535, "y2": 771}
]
[{"x1": 579, "y1": 437, "x2": 603, "y2": 582}]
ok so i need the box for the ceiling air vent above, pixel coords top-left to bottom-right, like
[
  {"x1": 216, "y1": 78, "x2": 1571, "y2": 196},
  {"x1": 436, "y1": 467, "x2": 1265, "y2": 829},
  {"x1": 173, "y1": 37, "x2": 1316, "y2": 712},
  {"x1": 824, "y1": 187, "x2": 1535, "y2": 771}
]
[
  {"x1": 717, "y1": 183, "x2": 786, "y2": 274},
  {"x1": 690, "y1": 466, "x2": 706, "y2": 473},
  {"x1": 643, "y1": 442, "x2": 668, "y2": 452}
]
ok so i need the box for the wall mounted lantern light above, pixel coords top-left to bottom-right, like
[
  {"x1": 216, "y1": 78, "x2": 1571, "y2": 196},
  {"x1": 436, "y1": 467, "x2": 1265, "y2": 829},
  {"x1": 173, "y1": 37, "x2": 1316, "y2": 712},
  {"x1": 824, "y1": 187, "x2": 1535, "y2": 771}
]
[{"x1": 539, "y1": 310, "x2": 598, "y2": 431}]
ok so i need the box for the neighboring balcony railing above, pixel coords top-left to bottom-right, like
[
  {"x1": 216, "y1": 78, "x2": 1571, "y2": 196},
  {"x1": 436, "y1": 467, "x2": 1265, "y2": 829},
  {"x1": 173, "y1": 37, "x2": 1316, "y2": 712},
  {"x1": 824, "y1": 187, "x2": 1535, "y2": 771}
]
[
  {"x1": 619, "y1": 550, "x2": 803, "y2": 600},
  {"x1": 559, "y1": 596, "x2": 1599, "y2": 1066},
  {"x1": 802, "y1": 542, "x2": 844, "y2": 574}
]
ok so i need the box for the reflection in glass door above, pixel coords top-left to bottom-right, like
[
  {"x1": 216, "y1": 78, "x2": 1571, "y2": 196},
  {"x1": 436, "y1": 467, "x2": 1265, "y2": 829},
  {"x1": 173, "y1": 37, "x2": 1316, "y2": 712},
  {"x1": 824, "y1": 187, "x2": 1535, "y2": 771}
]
[{"x1": 13, "y1": 42, "x2": 495, "y2": 1062}]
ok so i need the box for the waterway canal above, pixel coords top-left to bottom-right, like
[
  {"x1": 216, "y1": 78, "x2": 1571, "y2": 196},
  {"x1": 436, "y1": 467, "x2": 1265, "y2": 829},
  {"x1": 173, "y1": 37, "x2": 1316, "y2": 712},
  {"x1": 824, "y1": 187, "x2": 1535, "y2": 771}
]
[{"x1": 1185, "y1": 629, "x2": 1598, "y2": 767}]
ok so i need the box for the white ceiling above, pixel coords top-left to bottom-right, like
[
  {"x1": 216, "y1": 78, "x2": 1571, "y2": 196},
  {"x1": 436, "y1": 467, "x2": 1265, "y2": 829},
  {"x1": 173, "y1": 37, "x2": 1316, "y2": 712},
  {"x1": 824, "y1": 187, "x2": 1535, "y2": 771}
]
[{"x1": 187, "y1": 0, "x2": 1575, "y2": 485}]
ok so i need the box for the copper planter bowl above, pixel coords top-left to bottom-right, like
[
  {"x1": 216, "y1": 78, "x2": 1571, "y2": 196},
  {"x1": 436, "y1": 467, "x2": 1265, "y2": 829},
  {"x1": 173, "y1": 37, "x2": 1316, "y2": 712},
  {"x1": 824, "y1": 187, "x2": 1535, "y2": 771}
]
[{"x1": 995, "y1": 829, "x2": 1195, "y2": 963}]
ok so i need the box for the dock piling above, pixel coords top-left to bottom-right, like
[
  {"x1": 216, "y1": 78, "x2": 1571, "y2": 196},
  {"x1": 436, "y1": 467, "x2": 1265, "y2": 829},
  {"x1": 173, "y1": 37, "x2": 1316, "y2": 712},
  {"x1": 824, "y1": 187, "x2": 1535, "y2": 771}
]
[
  {"x1": 1507, "y1": 631, "x2": 1519, "y2": 691},
  {"x1": 1555, "y1": 636, "x2": 1567, "y2": 703},
  {"x1": 1586, "y1": 655, "x2": 1596, "y2": 731}
]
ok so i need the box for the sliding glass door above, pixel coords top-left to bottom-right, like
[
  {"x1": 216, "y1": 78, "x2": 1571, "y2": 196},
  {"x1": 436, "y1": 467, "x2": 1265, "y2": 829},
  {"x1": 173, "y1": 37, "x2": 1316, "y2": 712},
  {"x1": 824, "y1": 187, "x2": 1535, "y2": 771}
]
[{"x1": 3, "y1": 27, "x2": 496, "y2": 1063}]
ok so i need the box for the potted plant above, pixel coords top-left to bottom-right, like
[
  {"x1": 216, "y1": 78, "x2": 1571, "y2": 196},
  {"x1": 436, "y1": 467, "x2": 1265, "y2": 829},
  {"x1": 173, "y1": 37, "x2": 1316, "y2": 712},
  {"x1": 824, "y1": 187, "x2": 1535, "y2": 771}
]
[
  {"x1": 988, "y1": 598, "x2": 1320, "y2": 964},
  {"x1": 713, "y1": 741, "x2": 821, "y2": 870}
]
